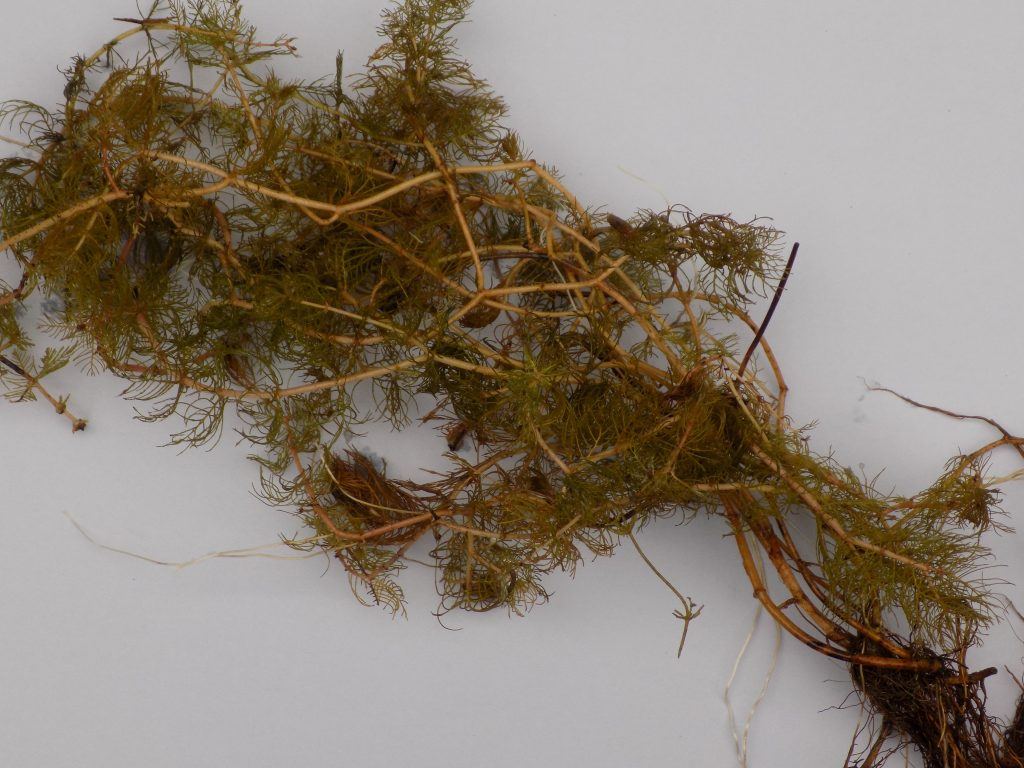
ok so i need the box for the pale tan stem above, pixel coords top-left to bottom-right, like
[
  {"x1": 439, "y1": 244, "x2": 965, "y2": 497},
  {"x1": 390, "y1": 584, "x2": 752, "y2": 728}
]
[
  {"x1": 0, "y1": 354, "x2": 86, "y2": 432},
  {"x1": 422, "y1": 137, "x2": 486, "y2": 291},
  {"x1": 148, "y1": 150, "x2": 533, "y2": 219},
  {"x1": 528, "y1": 419, "x2": 572, "y2": 475},
  {"x1": 0, "y1": 192, "x2": 128, "y2": 255},
  {"x1": 750, "y1": 445, "x2": 935, "y2": 576}
]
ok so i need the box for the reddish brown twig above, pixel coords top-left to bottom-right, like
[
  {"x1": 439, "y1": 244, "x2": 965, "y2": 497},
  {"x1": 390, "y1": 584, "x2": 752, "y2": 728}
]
[{"x1": 738, "y1": 242, "x2": 798, "y2": 377}]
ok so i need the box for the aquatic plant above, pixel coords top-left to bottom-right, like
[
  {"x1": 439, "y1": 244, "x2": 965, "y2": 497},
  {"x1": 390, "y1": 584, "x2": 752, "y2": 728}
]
[{"x1": 2, "y1": 2, "x2": 1021, "y2": 764}]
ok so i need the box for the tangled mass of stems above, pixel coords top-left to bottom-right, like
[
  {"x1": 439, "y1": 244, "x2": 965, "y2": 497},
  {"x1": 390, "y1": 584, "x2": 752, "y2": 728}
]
[{"x1": 2, "y1": 1, "x2": 1023, "y2": 765}]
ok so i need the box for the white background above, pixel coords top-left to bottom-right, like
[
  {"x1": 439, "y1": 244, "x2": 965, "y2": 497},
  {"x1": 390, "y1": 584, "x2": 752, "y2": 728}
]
[{"x1": 2, "y1": 2, "x2": 1024, "y2": 766}]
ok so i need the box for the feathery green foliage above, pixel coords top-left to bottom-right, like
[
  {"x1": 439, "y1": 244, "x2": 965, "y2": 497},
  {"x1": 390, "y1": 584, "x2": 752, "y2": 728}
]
[{"x1": 1, "y1": 3, "x2": 1022, "y2": 765}]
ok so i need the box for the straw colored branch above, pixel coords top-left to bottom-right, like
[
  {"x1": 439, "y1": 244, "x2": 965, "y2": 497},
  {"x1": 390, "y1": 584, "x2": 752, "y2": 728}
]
[
  {"x1": 0, "y1": 354, "x2": 86, "y2": 431},
  {"x1": 749, "y1": 444, "x2": 936, "y2": 576}
]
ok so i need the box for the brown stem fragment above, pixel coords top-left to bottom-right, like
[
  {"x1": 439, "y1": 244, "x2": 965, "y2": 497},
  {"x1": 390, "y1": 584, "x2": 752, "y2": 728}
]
[{"x1": 0, "y1": 354, "x2": 86, "y2": 431}]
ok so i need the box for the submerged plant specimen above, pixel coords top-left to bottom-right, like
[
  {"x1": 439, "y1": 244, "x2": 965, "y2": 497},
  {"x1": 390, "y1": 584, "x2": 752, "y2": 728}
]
[{"x1": 1, "y1": 1, "x2": 1022, "y2": 765}]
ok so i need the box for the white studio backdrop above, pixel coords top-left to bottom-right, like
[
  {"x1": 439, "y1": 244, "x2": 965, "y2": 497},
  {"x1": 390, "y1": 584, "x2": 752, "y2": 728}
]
[{"x1": 2, "y1": 2, "x2": 1024, "y2": 767}]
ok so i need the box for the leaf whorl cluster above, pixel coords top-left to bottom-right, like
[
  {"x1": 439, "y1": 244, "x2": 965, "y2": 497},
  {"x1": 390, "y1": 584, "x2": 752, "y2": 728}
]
[{"x1": 1, "y1": 2, "x2": 1022, "y2": 765}]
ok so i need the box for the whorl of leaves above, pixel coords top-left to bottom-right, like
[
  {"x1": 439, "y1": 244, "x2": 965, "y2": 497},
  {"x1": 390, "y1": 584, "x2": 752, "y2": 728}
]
[{"x1": 2, "y1": 3, "x2": 1022, "y2": 765}]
